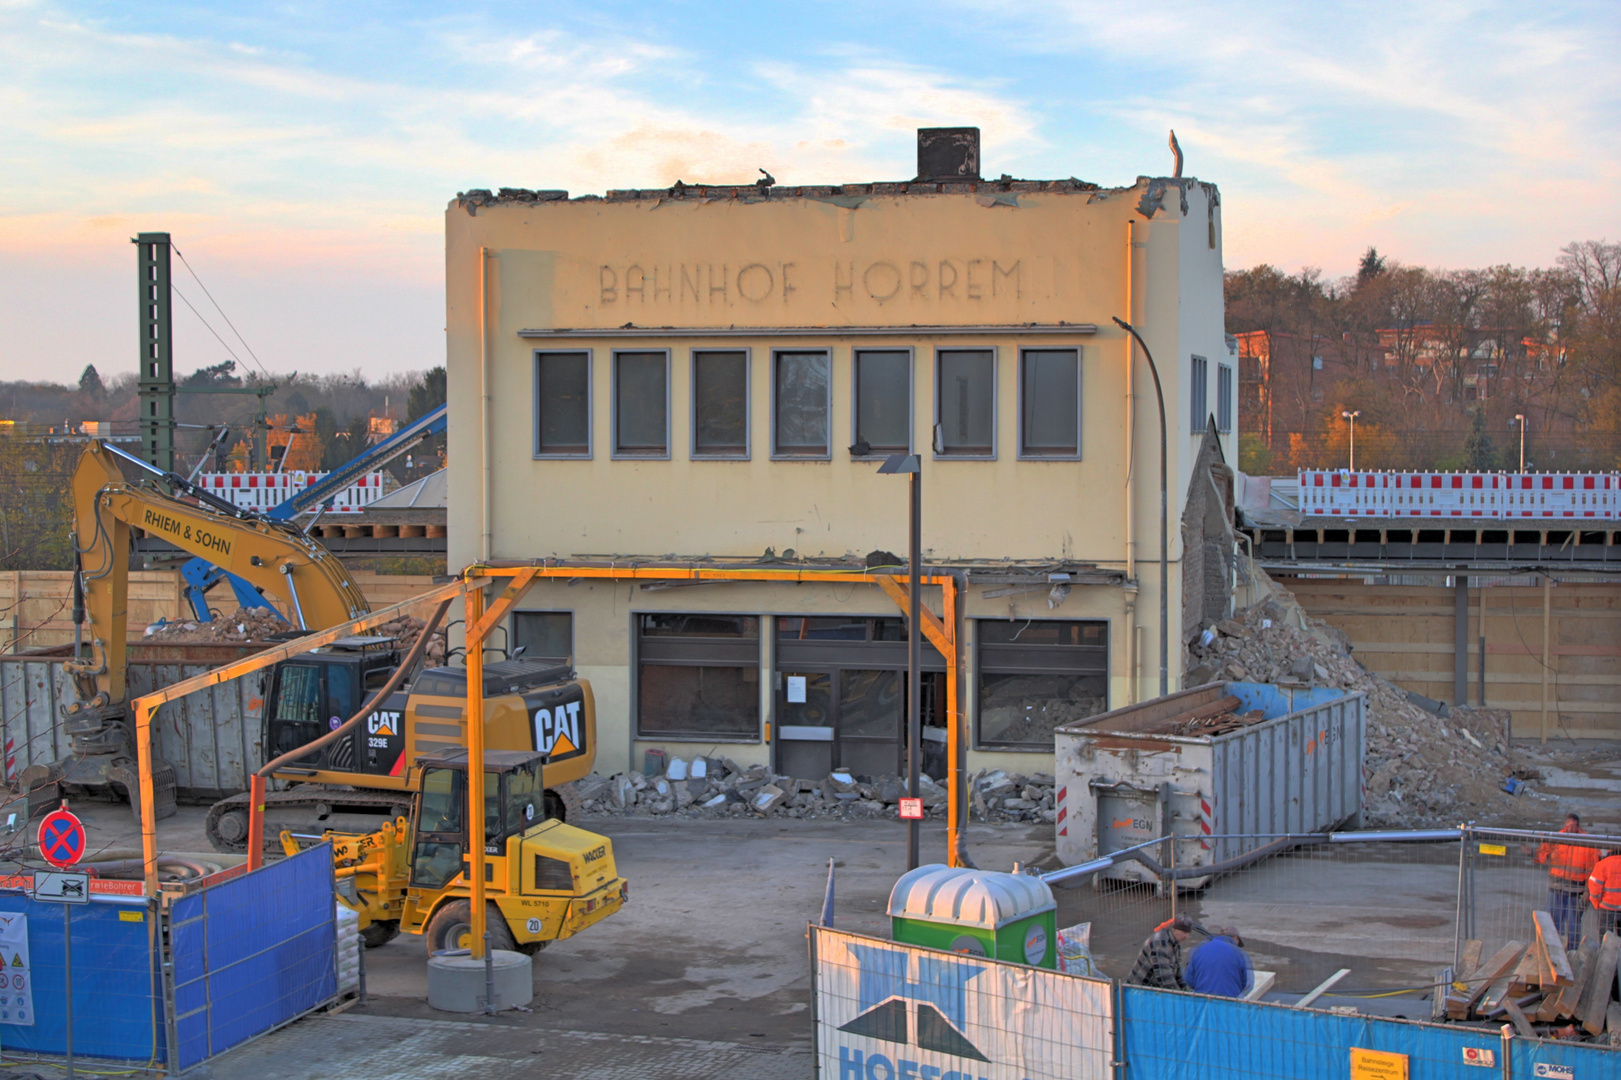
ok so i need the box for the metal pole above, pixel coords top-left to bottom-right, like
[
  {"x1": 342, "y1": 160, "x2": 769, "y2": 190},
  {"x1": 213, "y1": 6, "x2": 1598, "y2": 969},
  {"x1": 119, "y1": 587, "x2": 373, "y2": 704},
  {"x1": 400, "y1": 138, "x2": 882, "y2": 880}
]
[
  {"x1": 1112, "y1": 318, "x2": 1169, "y2": 697},
  {"x1": 907, "y1": 469, "x2": 921, "y2": 872},
  {"x1": 64, "y1": 902, "x2": 74, "y2": 1079},
  {"x1": 1349, "y1": 414, "x2": 1356, "y2": 471}
]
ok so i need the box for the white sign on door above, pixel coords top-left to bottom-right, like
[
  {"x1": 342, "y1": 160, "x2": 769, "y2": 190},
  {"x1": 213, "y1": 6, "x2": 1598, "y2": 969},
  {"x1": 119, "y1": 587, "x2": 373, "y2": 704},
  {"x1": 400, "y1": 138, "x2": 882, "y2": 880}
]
[
  {"x1": 0, "y1": 913, "x2": 34, "y2": 1026},
  {"x1": 787, "y1": 676, "x2": 807, "y2": 704}
]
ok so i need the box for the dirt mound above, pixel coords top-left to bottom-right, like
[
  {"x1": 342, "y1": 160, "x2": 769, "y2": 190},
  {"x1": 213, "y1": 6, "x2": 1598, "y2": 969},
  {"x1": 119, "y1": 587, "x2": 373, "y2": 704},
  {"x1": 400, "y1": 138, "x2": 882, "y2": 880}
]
[{"x1": 1187, "y1": 573, "x2": 1523, "y2": 827}]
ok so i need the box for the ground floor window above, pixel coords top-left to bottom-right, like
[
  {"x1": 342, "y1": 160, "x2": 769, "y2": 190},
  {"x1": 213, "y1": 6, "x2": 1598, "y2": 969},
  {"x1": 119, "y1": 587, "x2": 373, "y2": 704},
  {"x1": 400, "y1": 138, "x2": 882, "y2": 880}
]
[
  {"x1": 637, "y1": 614, "x2": 760, "y2": 739},
  {"x1": 512, "y1": 610, "x2": 572, "y2": 663},
  {"x1": 976, "y1": 619, "x2": 1108, "y2": 749}
]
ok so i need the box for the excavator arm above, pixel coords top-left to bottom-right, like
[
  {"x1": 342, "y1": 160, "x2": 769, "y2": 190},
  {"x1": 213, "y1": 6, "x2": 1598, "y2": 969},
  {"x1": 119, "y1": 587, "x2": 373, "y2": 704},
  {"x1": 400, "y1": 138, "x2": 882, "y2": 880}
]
[{"x1": 68, "y1": 440, "x2": 370, "y2": 709}]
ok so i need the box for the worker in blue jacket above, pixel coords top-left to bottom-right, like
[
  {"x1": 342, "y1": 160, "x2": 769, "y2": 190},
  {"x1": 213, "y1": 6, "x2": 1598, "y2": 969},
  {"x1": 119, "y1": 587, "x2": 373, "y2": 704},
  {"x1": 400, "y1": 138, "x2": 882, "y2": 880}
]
[{"x1": 1185, "y1": 926, "x2": 1253, "y2": 997}]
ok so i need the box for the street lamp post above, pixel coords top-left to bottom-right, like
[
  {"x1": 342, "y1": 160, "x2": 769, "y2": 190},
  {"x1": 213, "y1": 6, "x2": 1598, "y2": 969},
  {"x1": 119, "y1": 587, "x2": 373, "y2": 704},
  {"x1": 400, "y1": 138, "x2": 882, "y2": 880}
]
[
  {"x1": 1514, "y1": 414, "x2": 1526, "y2": 472},
  {"x1": 878, "y1": 452, "x2": 923, "y2": 870},
  {"x1": 1110, "y1": 318, "x2": 1169, "y2": 698},
  {"x1": 1341, "y1": 410, "x2": 1362, "y2": 470}
]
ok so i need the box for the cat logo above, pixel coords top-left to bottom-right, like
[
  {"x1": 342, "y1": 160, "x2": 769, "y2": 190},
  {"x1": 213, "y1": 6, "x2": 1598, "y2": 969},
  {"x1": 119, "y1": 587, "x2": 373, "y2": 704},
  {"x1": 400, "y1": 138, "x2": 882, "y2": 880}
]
[
  {"x1": 367, "y1": 711, "x2": 401, "y2": 737},
  {"x1": 533, "y1": 700, "x2": 584, "y2": 759}
]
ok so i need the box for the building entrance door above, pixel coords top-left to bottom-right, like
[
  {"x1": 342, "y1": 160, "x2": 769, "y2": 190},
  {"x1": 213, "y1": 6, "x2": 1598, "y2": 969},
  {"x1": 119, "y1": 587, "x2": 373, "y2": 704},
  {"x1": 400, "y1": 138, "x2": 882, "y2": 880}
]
[
  {"x1": 776, "y1": 668, "x2": 903, "y2": 781},
  {"x1": 774, "y1": 616, "x2": 947, "y2": 782}
]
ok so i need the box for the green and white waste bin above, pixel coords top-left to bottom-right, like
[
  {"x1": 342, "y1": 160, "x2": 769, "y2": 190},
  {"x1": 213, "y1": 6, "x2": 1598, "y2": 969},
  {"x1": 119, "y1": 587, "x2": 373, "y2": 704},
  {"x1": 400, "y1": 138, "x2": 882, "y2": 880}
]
[{"x1": 888, "y1": 864, "x2": 1057, "y2": 968}]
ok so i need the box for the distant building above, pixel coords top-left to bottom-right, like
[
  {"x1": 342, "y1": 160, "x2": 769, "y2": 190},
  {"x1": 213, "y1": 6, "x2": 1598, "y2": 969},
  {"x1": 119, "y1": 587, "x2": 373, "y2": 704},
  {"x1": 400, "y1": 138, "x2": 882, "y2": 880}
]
[{"x1": 444, "y1": 130, "x2": 1234, "y2": 778}]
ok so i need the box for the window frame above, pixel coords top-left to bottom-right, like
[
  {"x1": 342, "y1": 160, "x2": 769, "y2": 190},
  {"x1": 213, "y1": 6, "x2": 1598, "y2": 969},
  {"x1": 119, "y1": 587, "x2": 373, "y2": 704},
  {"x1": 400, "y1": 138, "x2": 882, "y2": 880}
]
[
  {"x1": 932, "y1": 346, "x2": 999, "y2": 460},
  {"x1": 532, "y1": 349, "x2": 593, "y2": 459},
  {"x1": 1217, "y1": 362, "x2": 1233, "y2": 434},
  {"x1": 974, "y1": 617, "x2": 1110, "y2": 751},
  {"x1": 1016, "y1": 346, "x2": 1083, "y2": 460},
  {"x1": 769, "y1": 347, "x2": 833, "y2": 461},
  {"x1": 850, "y1": 346, "x2": 914, "y2": 458},
  {"x1": 1191, "y1": 354, "x2": 1209, "y2": 434},
  {"x1": 689, "y1": 347, "x2": 752, "y2": 461},
  {"x1": 510, "y1": 609, "x2": 574, "y2": 664},
  {"x1": 633, "y1": 611, "x2": 763, "y2": 742},
  {"x1": 610, "y1": 348, "x2": 672, "y2": 460}
]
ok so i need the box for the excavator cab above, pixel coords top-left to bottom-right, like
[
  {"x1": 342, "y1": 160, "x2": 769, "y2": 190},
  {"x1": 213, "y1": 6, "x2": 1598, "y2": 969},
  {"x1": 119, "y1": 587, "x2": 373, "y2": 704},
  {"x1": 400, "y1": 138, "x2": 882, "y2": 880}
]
[{"x1": 263, "y1": 637, "x2": 402, "y2": 772}]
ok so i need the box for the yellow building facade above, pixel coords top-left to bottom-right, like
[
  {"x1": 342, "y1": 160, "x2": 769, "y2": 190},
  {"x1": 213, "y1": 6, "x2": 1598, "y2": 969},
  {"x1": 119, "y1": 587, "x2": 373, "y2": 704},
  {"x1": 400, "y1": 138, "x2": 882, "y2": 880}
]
[{"x1": 445, "y1": 135, "x2": 1234, "y2": 780}]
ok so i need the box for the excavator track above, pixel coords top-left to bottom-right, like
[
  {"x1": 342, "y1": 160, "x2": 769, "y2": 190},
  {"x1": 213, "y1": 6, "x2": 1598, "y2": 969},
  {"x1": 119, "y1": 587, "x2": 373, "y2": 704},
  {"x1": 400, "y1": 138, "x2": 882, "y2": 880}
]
[
  {"x1": 207, "y1": 782, "x2": 585, "y2": 853},
  {"x1": 205, "y1": 788, "x2": 414, "y2": 854}
]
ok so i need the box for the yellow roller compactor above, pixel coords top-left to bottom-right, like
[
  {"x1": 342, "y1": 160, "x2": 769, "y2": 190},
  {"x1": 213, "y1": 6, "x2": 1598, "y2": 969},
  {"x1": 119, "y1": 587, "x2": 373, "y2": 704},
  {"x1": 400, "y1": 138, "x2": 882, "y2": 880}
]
[{"x1": 282, "y1": 748, "x2": 626, "y2": 950}]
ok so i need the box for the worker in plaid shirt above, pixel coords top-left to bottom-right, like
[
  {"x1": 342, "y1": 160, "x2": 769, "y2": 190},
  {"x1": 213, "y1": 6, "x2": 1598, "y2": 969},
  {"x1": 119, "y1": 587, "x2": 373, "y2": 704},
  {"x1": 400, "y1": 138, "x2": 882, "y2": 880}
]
[{"x1": 1127, "y1": 915, "x2": 1192, "y2": 989}]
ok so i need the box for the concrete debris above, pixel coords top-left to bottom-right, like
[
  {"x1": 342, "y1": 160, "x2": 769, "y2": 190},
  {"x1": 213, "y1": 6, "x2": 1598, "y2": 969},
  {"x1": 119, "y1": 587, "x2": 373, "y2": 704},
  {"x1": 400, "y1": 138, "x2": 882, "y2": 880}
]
[
  {"x1": 573, "y1": 761, "x2": 1058, "y2": 824},
  {"x1": 1187, "y1": 586, "x2": 1521, "y2": 827},
  {"x1": 143, "y1": 609, "x2": 447, "y2": 663}
]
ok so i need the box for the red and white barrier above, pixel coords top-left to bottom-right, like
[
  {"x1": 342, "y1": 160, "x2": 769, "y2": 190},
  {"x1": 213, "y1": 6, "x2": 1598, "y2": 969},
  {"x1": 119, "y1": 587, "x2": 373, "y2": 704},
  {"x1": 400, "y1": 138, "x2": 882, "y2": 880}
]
[
  {"x1": 1298, "y1": 471, "x2": 1619, "y2": 519},
  {"x1": 194, "y1": 471, "x2": 387, "y2": 514}
]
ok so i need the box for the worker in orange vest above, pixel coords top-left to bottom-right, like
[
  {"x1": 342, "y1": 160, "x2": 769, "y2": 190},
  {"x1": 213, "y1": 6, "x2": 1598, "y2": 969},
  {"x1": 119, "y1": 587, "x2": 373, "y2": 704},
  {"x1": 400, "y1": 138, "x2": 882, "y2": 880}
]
[
  {"x1": 1538, "y1": 813, "x2": 1601, "y2": 949},
  {"x1": 1590, "y1": 849, "x2": 1621, "y2": 938}
]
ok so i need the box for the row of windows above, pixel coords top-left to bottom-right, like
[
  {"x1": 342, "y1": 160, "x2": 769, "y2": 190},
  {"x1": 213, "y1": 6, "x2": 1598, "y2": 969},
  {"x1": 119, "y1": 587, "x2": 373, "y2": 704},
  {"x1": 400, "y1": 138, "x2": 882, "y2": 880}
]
[
  {"x1": 510, "y1": 610, "x2": 1108, "y2": 753},
  {"x1": 534, "y1": 346, "x2": 1086, "y2": 461},
  {"x1": 1190, "y1": 355, "x2": 1235, "y2": 435}
]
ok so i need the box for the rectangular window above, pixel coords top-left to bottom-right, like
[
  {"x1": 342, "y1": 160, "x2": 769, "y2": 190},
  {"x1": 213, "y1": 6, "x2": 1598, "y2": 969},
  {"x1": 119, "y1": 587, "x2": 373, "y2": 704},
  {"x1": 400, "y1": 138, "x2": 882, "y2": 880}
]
[
  {"x1": 976, "y1": 619, "x2": 1108, "y2": 749},
  {"x1": 1217, "y1": 363, "x2": 1233, "y2": 433},
  {"x1": 692, "y1": 350, "x2": 748, "y2": 458},
  {"x1": 1020, "y1": 348, "x2": 1080, "y2": 457},
  {"x1": 637, "y1": 614, "x2": 761, "y2": 739},
  {"x1": 772, "y1": 350, "x2": 830, "y2": 457},
  {"x1": 1191, "y1": 355, "x2": 1209, "y2": 434},
  {"x1": 534, "y1": 351, "x2": 590, "y2": 457},
  {"x1": 613, "y1": 351, "x2": 668, "y2": 457},
  {"x1": 935, "y1": 348, "x2": 995, "y2": 457},
  {"x1": 512, "y1": 611, "x2": 572, "y2": 663},
  {"x1": 853, "y1": 349, "x2": 910, "y2": 455}
]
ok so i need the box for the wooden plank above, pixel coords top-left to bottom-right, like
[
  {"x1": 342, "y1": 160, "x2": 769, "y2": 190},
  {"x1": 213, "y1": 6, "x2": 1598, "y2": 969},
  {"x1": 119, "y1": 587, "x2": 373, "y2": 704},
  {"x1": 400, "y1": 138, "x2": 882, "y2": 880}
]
[
  {"x1": 1457, "y1": 940, "x2": 1483, "y2": 981},
  {"x1": 1532, "y1": 911, "x2": 1575, "y2": 986},
  {"x1": 1580, "y1": 932, "x2": 1620, "y2": 1035},
  {"x1": 1540, "y1": 939, "x2": 1596, "y2": 1021},
  {"x1": 1609, "y1": 1001, "x2": 1621, "y2": 1035},
  {"x1": 1294, "y1": 968, "x2": 1350, "y2": 1010},
  {"x1": 1480, "y1": 975, "x2": 1516, "y2": 1015},
  {"x1": 1502, "y1": 997, "x2": 1538, "y2": 1039},
  {"x1": 1243, "y1": 970, "x2": 1276, "y2": 1002},
  {"x1": 1450, "y1": 941, "x2": 1526, "y2": 1019}
]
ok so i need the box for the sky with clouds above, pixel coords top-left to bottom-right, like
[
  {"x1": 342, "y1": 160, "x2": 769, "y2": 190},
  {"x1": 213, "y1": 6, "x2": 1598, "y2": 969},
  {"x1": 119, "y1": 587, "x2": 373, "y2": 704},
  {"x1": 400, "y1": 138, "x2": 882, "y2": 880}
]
[{"x1": 2, "y1": 0, "x2": 1617, "y2": 383}]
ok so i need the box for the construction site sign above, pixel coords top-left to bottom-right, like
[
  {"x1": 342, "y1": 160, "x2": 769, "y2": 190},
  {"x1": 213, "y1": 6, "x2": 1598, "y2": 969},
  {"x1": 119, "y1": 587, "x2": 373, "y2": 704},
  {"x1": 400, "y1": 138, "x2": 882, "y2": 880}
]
[
  {"x1": 0, "y1": 913, "x2": 33, "y2": 1026},
  {"x1": 1350, "y1": 1047, "x2": 1409, "y2": 1080}
]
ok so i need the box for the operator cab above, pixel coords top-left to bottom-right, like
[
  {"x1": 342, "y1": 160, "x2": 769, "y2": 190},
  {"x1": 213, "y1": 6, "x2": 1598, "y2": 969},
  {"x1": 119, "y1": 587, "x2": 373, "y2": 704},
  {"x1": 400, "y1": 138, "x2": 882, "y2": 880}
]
[
  {"x1": 263, "y1": 637, "x2": 402, "y2": 770},
  {"x1": 409, "y1": 748, "x2": 548, "y2": 890}
]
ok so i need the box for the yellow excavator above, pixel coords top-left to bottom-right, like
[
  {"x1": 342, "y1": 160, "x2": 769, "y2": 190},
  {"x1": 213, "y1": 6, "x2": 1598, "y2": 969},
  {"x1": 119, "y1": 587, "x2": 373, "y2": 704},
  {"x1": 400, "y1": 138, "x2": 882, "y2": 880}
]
[{"x1": 26, "y1": 441, "x2": 598, "y2": 843}]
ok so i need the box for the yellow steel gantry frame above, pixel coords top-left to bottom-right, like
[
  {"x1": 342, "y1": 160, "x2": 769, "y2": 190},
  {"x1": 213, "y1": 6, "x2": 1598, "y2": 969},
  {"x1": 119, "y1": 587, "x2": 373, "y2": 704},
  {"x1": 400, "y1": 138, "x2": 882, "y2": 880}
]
[
  {"x1": 456, "y1": 562, "x2": 965, "y2": 958},
  {"x1": 129, "y1": 564, "x2": 965, "y2": 947}
]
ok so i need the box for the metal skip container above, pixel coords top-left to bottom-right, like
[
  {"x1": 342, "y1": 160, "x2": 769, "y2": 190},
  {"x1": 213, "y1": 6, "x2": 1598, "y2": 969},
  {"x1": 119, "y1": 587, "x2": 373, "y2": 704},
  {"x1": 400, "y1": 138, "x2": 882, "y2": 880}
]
[
  {"x1": 1052, "y1": 681, "x2": 1366, "y2": 889},
  {"x1": 0, "y1": 642, "x2": 267, "y2": 803}
]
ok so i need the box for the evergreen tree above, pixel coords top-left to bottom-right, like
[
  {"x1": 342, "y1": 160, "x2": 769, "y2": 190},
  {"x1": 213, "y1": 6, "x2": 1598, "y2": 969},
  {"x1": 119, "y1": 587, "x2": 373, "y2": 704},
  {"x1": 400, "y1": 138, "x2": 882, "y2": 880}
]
[
  {"x1": 1463, "y1": 408, "x2": 1497, "y2": 469},
  {"x1": 77, "y1": 364, "x2": 105, "y2": 398},
  {"x1": 1355, "y1": 246, "x2": 1386, "y2": 289}
]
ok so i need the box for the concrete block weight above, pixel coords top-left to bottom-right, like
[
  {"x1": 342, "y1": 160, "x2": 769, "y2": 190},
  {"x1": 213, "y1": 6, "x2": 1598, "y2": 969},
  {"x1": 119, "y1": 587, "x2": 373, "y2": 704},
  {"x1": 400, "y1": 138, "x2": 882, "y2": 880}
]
[{"x1": 426, "y1": 949, "x2": 533, "y2": 1013}]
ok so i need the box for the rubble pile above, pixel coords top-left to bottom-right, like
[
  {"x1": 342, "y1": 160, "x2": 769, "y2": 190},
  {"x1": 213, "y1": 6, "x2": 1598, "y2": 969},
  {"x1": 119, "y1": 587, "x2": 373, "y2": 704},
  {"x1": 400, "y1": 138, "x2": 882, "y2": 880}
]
[
  {"x1": 572, "y1": 757, "x2": 1058, "y2": 824},
  {"x1": 143, "y1": 607, "x2": 289, "y2": 643},
  {"x1": 1187, "y1": 592, "x2": 1521, "y2": 826},
  {"x1": 143, "y1": 609, "x2": 446, "y2": 662}
]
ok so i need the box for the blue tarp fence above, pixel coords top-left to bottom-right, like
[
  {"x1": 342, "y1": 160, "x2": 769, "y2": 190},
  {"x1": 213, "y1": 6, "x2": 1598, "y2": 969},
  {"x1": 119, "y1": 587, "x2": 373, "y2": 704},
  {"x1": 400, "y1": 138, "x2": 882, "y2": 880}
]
[
  {"x1": 1121, "y1": 986, "x2": 1516, "y2": 1079},
  {"x1": 810, "y1": 927, "x2": 1620, "y2": 1080},
  {"x1": 0, "y1": 843, "x2": 337, "y2": 1074},
  {"x1": 0, "y1": 892, "x2": 164, "y2": 1064},
  {"x1": 169, "y1": 843, "x2": 337, "y2": 1072}
]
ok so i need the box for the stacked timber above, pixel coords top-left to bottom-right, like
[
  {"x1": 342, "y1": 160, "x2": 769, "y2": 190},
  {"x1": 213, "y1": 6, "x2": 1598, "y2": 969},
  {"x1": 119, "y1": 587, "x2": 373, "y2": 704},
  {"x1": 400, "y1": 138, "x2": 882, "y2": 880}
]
[
  {"x1": 1444, "y1": 917, "x2": 1620, "y2": 1043},
  {"x1": 1132, "y1": 694, "x2": 1270, "y2": 738}
]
